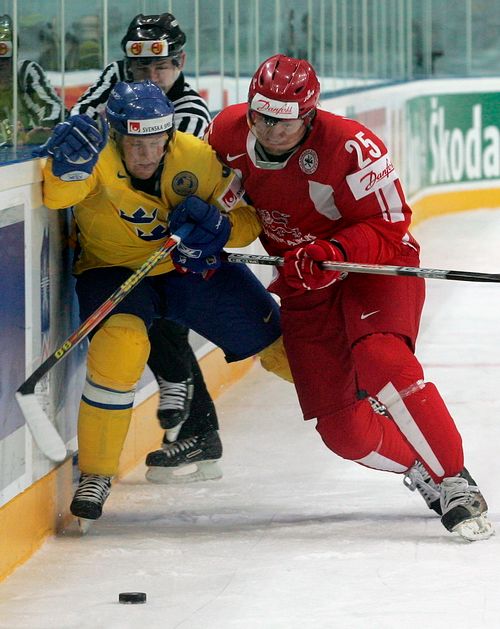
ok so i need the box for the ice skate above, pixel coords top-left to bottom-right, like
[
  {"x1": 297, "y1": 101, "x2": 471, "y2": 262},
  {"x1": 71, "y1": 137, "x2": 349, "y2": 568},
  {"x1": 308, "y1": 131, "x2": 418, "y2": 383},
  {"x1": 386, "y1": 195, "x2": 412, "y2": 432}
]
[
  {"x1": 440, "y1": 470, "x2": 494, "y2": 541},
  {"x1": 156, "y1": 375, "x2": 194, "y2": 441},
  {"x1": 145, "y1": 430, "x2": 223, "y2": 484},
  {"x1": 70, "y1": 473, "x2": 112, "y2": 534},
  {"x1": 404, "y1": 461, "x2": 442, "y2": 515}
]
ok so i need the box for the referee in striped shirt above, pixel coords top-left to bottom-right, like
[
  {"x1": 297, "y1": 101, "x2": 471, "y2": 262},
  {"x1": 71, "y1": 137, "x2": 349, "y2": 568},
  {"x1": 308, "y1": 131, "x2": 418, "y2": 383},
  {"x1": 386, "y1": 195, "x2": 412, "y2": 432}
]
[
  {"x1": 72, "y1": 14, "x2": 223, "y2": 482},
  {"x1": 70, "y1": 14, "x2": 210, "y2": 137}
]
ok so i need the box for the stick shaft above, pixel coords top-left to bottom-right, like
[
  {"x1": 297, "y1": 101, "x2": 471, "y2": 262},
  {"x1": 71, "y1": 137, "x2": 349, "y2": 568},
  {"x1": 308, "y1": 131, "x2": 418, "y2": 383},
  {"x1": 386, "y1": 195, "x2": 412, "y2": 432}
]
[
  {"x1": 18, "y1": 231, "x2": 184, "y2": 396},
  {"x1": 226, "y1": 252, "x2": 500, "y2": 283}
]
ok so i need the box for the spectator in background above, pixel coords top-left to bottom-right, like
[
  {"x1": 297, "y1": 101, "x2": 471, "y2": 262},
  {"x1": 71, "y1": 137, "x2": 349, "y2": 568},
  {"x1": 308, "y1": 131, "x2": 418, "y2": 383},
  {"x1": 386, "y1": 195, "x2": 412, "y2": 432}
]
[
  {"x1": 64, "y1": 30, "x2": 81, "y2": 72},
  {"x1": 38, "y1": 22, "x2": 59, "y2": 71},
  {"x1": 412, "y1": 19, "x2": 444, "y2": 76},
  {"x1": 0, "y1": 14, "x2": 64, "y2": 146},
  {"x1": 71, "y1": 14, "x2": 221, "y2": 484}
]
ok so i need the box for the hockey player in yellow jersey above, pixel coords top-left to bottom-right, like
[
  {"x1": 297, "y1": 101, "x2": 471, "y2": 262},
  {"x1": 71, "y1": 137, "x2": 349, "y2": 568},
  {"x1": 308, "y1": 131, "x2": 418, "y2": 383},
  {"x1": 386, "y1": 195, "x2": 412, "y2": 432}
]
[
  {"x1": 71, "y1": 12, "x2": 222, "y2": 482},
  {"x1": 39, "y1": 80, "x2": 288, "y2": 529},
  {"x1": 43, "y1": 107, "x2": 260, "y2": 276}
]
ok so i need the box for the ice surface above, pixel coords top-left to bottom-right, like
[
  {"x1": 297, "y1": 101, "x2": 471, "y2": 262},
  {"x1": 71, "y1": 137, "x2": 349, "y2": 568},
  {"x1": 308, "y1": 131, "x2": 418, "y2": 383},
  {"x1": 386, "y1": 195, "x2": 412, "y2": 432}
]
[{"x1": 1, "y1": 209, "x2": 499, "y2": 629}]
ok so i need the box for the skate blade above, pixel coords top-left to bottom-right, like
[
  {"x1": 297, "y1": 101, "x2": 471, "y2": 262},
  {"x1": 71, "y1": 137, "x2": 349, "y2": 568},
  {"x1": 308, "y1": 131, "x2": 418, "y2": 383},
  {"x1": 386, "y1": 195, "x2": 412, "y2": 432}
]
[
  {"x1": 453, "y1": 514, "x2": 495, "y2": 541},
  {"x1": 145, "y1": 460, "x2": 222, "y2": 484},
  {"x1": 77, "y1": 518, "x2": 94, "y2": 535}
]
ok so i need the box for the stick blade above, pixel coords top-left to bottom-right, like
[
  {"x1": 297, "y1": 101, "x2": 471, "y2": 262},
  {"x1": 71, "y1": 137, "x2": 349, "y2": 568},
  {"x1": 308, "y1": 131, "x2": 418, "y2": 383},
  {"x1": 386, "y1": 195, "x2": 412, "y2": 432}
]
[{"x1": 15, "y1": 392, "x2": 68, "y2": 463}]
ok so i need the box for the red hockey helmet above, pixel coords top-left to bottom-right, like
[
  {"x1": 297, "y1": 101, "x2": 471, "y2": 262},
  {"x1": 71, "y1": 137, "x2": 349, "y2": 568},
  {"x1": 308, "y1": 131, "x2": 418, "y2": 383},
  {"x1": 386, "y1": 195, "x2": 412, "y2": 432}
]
[{"x1": 248, "y1": 54, "x2": 320, "y2": 120}]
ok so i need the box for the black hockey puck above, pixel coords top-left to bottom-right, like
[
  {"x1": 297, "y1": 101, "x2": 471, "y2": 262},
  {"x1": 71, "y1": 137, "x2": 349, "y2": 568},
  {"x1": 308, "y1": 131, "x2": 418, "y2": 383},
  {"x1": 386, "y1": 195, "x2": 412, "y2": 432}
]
[{"x1": 118, "y1": 592, "x2": 147, "y2": 604}]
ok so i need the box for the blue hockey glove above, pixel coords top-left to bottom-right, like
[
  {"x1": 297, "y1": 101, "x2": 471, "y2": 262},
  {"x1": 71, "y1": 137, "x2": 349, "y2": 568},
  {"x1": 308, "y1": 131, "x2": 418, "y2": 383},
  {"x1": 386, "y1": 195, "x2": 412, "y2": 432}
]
[
  {"x1": 33, "y1": 114, "x2": 108, "y2": 181},
  {"x1": 169, "y1": 196, "x2": 231, "y2": 269},
  {"x1": 173, "y1": 251, "x2": 222, "y2": 274}
]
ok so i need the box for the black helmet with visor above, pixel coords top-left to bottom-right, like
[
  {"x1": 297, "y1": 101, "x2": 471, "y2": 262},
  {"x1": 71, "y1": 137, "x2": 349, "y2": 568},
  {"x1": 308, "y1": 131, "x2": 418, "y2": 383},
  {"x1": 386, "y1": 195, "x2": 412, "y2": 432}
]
[{"x1": 120, "y1": 13, "x2": 186, "y2": 68}]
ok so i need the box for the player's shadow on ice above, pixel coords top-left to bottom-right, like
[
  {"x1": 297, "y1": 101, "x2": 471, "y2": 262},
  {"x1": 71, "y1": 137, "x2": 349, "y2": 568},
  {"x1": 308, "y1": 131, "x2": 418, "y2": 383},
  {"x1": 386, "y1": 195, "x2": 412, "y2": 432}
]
[{"x1": 60, "y1": 507, "x2": 453, "y2": 545}]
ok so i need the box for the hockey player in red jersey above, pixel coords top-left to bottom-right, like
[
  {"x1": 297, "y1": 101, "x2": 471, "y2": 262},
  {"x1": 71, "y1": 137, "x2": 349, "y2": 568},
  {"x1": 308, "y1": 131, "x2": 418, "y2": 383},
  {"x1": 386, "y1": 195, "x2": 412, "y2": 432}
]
[{"x1": 170, "y1": 54, "x2": 493, "y2": 541}]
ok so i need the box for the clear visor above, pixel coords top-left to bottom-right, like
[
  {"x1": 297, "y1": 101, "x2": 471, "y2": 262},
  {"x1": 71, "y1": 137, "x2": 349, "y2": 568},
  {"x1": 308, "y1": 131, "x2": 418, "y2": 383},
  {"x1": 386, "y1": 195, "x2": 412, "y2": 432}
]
[{"x1": 248, "y1": 110, "x2": 305, "y2": 133}]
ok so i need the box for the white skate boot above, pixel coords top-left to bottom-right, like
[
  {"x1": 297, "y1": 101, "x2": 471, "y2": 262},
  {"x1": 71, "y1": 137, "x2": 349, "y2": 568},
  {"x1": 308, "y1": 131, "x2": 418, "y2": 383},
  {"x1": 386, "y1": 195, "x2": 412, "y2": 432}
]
[{"x1": 440, "y1": 470, "x2": 494, "y2": 542}]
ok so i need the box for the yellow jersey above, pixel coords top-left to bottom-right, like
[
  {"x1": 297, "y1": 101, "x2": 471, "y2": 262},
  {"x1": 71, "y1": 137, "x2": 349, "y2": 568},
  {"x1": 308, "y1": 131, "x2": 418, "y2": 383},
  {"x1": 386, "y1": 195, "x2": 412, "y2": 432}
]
[{"x1": 42, "y1": 131, "x2": 262, "y2": 275}]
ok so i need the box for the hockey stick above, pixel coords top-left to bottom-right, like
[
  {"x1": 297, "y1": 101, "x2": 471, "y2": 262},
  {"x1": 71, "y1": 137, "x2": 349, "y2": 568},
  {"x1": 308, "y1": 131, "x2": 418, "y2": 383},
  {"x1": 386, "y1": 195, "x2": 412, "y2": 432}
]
[
  {"x1": 15, "y1": 224, "x2": 192, "y2": 463},
  {"x1": 226, "y1": 252, "x2": 500, "y2": 283}
]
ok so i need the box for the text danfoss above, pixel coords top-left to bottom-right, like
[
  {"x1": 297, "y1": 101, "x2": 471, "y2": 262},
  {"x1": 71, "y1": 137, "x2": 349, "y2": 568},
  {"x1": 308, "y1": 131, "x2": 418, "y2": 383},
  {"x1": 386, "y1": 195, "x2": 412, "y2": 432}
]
[
  {"x1": 254, "y1": 100, "x2": 293, "y2": 117},
  {"x1": 361, "y1": 159, "x2": 395, "y2": 191}
]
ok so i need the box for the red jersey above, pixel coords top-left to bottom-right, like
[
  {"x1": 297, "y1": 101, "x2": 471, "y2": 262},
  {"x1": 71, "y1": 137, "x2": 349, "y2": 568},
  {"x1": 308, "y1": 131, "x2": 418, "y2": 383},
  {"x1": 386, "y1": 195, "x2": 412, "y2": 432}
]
[
  {"x1": 206, "y1": 103, "x2": 419, "y2": 265},
  {"x1": 208, "y1": 105, "x2": 467, "y2": 483}
]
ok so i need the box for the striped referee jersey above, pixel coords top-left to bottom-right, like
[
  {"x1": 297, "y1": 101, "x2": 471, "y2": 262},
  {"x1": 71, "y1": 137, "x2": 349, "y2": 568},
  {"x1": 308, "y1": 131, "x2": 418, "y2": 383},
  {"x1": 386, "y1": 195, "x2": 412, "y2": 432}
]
[
  {"x1": 18, "y1": 59, "x2": 64, "y2": 127},
  {"x1": 70, "y1": 59, "x2": 211, "y2": 138}
]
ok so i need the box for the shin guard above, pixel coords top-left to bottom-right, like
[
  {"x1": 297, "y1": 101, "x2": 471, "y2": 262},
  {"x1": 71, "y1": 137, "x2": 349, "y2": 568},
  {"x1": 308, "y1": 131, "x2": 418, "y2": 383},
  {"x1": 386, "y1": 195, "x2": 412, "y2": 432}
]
[
  {"x1": 377, "y1": 381, "x2": 463, "y2": 481},
  {"x1": 78, "y1": 314, "x2": 150, "y2": 476},
  {"x1": 353, "y1": 333, "x2": 463, "y2": 481}
]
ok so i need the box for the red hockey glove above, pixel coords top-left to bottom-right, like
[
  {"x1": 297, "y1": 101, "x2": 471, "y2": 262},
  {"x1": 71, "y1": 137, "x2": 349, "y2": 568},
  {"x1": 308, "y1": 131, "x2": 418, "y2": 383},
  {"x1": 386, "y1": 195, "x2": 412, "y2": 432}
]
[{"x1": 283, "y1": 240, "x2": 345, "y2": 291}]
